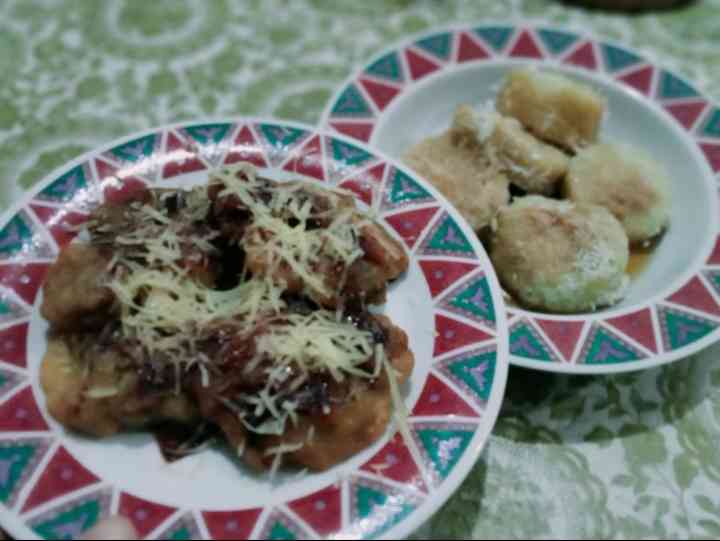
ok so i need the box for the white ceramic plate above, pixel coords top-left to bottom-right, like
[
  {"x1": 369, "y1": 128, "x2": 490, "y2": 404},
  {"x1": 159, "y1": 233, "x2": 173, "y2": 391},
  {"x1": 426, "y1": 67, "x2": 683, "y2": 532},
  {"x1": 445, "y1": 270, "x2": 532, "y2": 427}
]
[
  {"x1": 0, "y1": 119, "x2": 508, "y2": 539},
  {"x1": 321, "y1": 22, "x2": 720, "y2": 374}
]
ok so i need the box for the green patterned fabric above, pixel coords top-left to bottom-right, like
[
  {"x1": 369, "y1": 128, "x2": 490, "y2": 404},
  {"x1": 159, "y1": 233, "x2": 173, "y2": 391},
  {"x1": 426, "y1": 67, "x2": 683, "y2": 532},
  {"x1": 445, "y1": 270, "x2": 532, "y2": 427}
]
[{"x1": 2, "y1": 0, "x2": 720, "y2": 538}]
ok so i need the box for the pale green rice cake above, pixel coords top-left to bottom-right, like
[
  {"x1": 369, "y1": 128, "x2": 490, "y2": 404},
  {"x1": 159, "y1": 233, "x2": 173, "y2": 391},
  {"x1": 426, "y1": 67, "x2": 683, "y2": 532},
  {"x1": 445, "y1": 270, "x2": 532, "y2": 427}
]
[
  {"x1": 564, "y1": 143, "x2": 671, "y2": 244},
  {"x1": 491, "y1": 196, "x2": 630, "y2": 313}
]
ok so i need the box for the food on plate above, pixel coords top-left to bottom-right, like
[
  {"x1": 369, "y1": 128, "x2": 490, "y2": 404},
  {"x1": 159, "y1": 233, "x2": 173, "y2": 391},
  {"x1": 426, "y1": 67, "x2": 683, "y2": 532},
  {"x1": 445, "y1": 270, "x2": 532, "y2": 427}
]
[
  {"x1": 496, "y1": 68, "x2": 606, "y2": 150},
  {"x1": 40, "y1": 244, "x2": 117, "y2": 332},
  {"x1": 490, "y1": 196, "x2": 629, "y2": 313},
  {"x1": 39, "y1": 163, "x2": 413, "y2": 473},
  {"x1": 401, "y1": 66, "x2": 670, "y2": 313},
  {"x1": 402, "y1": 132, "x2": 509, "y2": 231},
  {"x1": 228, "y1": 180, "x2": 408, "y2": 306},
  {"x1": 452, "y1": 104, "x2": 569, "y2": 195},
  {"x1": 564, "y1": 143, "x2": 670, "y2": 244},
  {"x1": 41, "y1": 336, "x2": 199, "y2": 437}
]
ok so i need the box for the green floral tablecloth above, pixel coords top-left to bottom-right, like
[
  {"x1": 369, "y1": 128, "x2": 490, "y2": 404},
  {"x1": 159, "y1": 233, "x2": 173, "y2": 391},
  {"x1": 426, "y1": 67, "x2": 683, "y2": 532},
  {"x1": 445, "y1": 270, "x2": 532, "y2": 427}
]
[{"x1": 2, "y1": 0, "x2": 720, "y2": 538}]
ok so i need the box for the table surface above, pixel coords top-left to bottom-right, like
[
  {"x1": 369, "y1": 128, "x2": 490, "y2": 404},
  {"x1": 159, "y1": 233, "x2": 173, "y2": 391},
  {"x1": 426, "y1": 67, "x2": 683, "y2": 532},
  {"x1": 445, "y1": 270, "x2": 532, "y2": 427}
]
[{"x1": 2, "y1": 0, "x2": 720, "y2": 539}]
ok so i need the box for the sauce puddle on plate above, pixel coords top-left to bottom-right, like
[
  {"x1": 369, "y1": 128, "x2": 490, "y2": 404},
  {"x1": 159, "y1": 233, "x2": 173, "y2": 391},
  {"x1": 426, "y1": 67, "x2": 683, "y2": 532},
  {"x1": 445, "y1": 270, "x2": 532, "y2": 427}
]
[{"x1": 626, "y1": 235, "x2": 662, "y2": 278}]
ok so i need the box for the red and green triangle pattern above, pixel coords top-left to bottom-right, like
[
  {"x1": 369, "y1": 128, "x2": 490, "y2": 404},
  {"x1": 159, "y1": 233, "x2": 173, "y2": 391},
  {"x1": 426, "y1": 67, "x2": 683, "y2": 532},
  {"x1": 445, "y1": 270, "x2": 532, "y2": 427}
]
[
  {"x1": 330, "y1": 121, "x2": 374, "y2": 143},
  {"x1": 287, "y1": 484, "x2": 342, "y2": 537},
  {"x1": 433, "y1": 314, "x2": 493, "y2": 357},
  {"x1": 360, "y1": 433, "x2": 427, "y2": 493},
  {"x1": 534, "y1": 319, "x2": 586, "y2": 362},
  {"x1": 283, "y1": 135, "x2": 326, "y2": 182},
  {"x1": 348, "y1": 476, "x2": 421, "y2": 539},
  {"x1": 324, "y1": 136, "x2": 377, "y2": 182},
  {"x1": 562, "y1": 41, "x2": 598, "y2": 70},
  {"x1": 658, "y1": 304, "x2": 719, "y2": 351},
  {"x1": 536, "y1": 28, "x2": 579, "y2": 56},
  {"x1": 437, "y1": 272, "x2": 496, "y2": 329},
  {"x1": 0, "y1": 295, "x2": 29, "y2": 327},
  {"x1": 508, "y1": 29, "x2": 544, "y2": 59},
  {"x1": 699, "y1": 142, "x2": 720, "y2": 173},
  {"x1": 418, "y1": 212, "x2": 477, "y2": 259},
  {"x1": 457, "y1": 32, "x2": 490, "y2": 63},
  {"x1": 35, "y1": 163, "x2": 95, "y2": 206},
  {"x1": 703, "y1": 269, "x2": 720, "y2": 299},
  {"x1": 578, "y1": 324, "x2": 645, "y2": 365},
  {"x1": 105, "y1": 133, "x2": 161, "y2": 165},
  {"x1": 338, "y1": 163, "x2": 386, "y2": 207},
  {"x1": 29, "y1": 205, "x2": 89, "y2": 249},
  {"x1": 162, "y1": 130, "x2": 207, "y2": 179},
  {"x1": 118, "y1": 492, "x2": 177, "y2": 539},
  {"x1": 657, "y1": 70, "x2": 699, "y2": 101},
  {"x1": 414, "y1": 32, "x2": 453, "y2": 62},
  {"x1": 509, "y1": 319, "x2": 558, "y2": 363},
  {"x1": 22, "y1": 445, "x2": 100, "y2": 513},
  {"x1": 0, "y1": 322, "x2": 30, "y2": 369},
  {"x1": 94, "y1": 158, "x2": 150, "y2": 205},
  {"x1": 0, "y1": 367, "x2": 25, "y2": 402},
  {"x1": 699, "y1": 108, "x2": 720, "y2": 139},
  {"x1": 364, "y1": 51, "x2": 405, "y2": 83},
  {"x1": 381, "y1": 167, "x2": 434, "y2": 211},
  {"x1": 435, "y1": 346, "x2": 496, "y2": 407},
  {"x1": 666, "y1": 275, "x2": 720, "y2": 317},
  {"x1": 179, "y1": 123, "x2": 235, "y2": 168},
  {"x1": 330, "y1": 83, "x2": 375, "y2": 118},
  {"x1": 224, "y1": 125, "x2": 268, "y2": 168},
  {"x1": 383, "y1": 206, "x2": 439, "y2": 251},
  {"x1": 605, "y1": 308, "x2": 658, "y2": 354},
  {"x1": 359, "y1": 78, "x2": 402, "y2": 112},
  {"x1": 0, "y1": 386, "x2": 49, "y2": 432},
  {"x1": 0, "y1": 263, "x2": 51, "y2": 306},
  {"x1": 412, "y1": 373, "x2": 478, "y2": 418},
  {"x1": 254, "y1": 123, "x2": 311, "y2": 167},
  {"x1": 663, "y1": 100, "x2": 707, "y2": 131},
  {"x1": 181, "y1": 123, "x2": 233, "y2": 146},
  {"x1": 601, "y1": 42, "x2": 642, "y2": 73},
  {"x1": 419, "y1": 259, "x2": 478, "y2": 298},
  {"x1": 411, "y1": 421, "x2": 477, "y2": 486},
  {"x1": 103, "y1": 134, "x2": 162, "y2": 182},
  {"x1": 28, "y1": 486, "x2": 112, "y2": 541},
  {"x1": 258, "y1": 508, "x2": 312, "y2": 540},
  {"x1": 617, "y1": 65, "x2": 655, "y2": 97},
  {"x1": 404, "y1": 47, "x2": 441, "y2": 81},
  {"x1": 707, "y1": 235, "x2": 720, "y2": 265},
  {"x1": 0, "y1": 210, "x2": 56, "y2": 262},
  {"x1": 473, "y1": 26, "x2": 514, "y2": 53},
  {"x1": 0, "y1": 436, "x2": 52, "y2": 508},
  {"x1": 202, "y1": 508, "x2": 262, "y2": 541},
  {"x1": 155, "y1": 512, "x2": 202, "y2": 540}
]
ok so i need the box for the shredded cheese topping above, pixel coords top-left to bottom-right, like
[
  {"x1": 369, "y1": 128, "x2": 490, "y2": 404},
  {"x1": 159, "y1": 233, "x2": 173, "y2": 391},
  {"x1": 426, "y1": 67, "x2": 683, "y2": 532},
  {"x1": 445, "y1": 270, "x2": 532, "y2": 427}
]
[
  {"x1": 91, "y1": 162, "x2": 407, "y2": 475},
  {"x1": 215, "y1": 166, "x2": 365, "y2": 297}
]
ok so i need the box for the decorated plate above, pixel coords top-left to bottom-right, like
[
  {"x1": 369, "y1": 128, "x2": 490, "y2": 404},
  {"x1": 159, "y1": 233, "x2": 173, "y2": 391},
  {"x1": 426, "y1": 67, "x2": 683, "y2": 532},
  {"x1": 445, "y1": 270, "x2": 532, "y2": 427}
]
[
  {"x1": 321, "y1": 21, "x2": 720, "y2": 374},
  {"x1": 0, "y1": 119, "x2": 508, "y2": 539}
]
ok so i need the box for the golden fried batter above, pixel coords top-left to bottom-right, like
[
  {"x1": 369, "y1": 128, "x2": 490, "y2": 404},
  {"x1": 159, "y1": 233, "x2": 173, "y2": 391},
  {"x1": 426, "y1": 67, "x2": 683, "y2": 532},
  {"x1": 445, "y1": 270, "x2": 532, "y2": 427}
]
[
  {"x1": 497, "y1": 68, "x2": 605, "y2": 151},
  {"x1": 564, "y1": 143, "x2": 670, "y2": 244},
  {"x1": 403, "y1": 132, "x2": 510, "y2": 232},
  {"x1": 41, "y1": 337, "x2": 198, "y2": 437},
  {"x1": 491, "y1": 196, "x2": 629, "y2": 313},
  {"x1": 260, "y1": 315, "x2": 413, "y2": 471},
  {"x1": 193, "y1": 314, "x2": 413, "y2": 472},
  {"x1": 451, "y1": 104, "x2": 569, "y2": 195},
  {"x1": 41, "y1": 244, "x2": 116, "y2": 332}
]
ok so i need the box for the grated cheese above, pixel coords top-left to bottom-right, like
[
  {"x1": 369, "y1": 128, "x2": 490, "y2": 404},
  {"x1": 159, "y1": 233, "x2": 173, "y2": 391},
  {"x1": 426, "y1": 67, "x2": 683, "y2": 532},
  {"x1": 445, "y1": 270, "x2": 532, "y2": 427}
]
[
  {"x1": 216, "y1": 164, "x2": 365, "y2": 298},
  {"x1": 84, "y1": 386, "x2": 120, "y2": 399},
  {"x1": 265, "y1": 440, "x2": 306, "y2": 480},
  {"x1": 88, "y1": 162, "x2": 408, "y2": 477}
]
